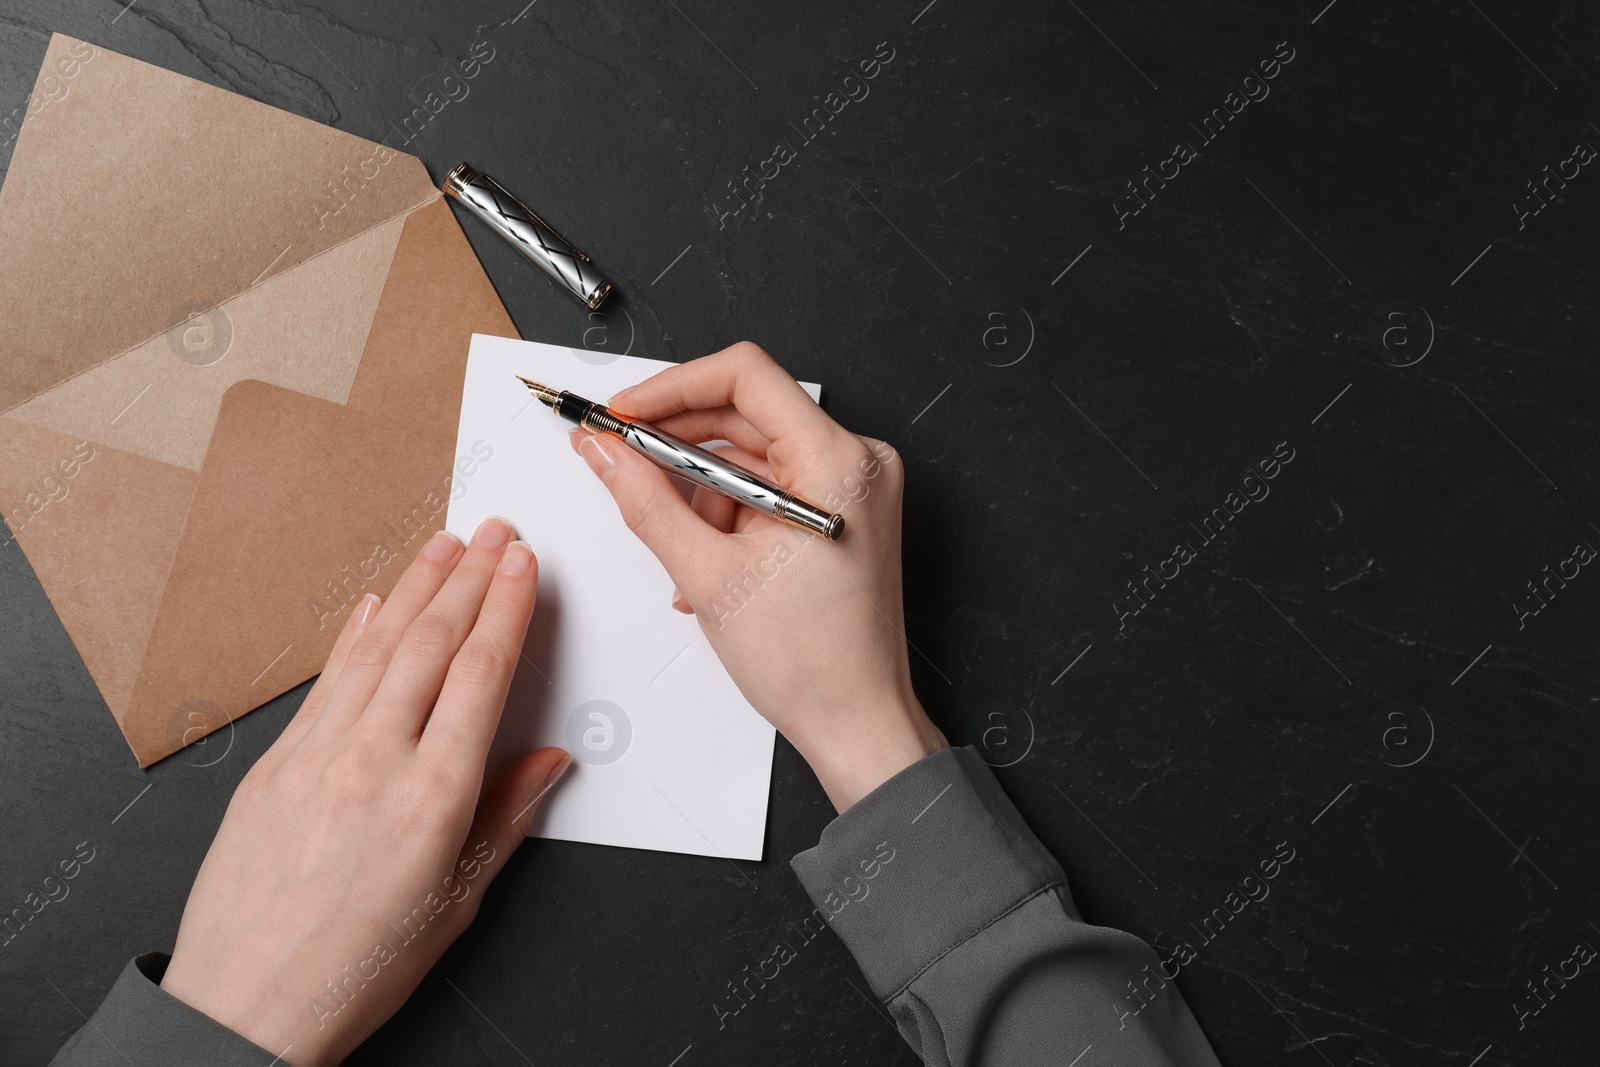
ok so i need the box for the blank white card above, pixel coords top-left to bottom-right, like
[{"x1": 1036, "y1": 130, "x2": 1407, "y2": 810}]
[{"x1": 447, "y1": 334, "x2": 818, "y2": 860}]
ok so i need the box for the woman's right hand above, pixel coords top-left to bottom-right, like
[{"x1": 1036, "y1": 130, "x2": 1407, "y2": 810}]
[{"x1": 567, "y1": 342, "x2": 947, "y2": 811}]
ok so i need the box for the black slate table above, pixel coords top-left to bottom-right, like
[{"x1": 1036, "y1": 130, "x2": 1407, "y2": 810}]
[{"x1": 2, "y1": 2, "x2": 1597, "y2": 1065}]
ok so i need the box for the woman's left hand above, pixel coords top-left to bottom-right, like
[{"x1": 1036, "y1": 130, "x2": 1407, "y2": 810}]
[{"x1": 159, "y1": 517, "x2": 569, "y2": 1067}]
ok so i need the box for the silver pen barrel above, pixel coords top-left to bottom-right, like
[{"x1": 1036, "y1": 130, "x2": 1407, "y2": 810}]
[
  {"x1": 443, "y1": 162, "x2": 612, "y2": 310},
  {"x1": 518, "y1": 378, "x2": 845, "y2": 540},
  {"x1": 620, "y1": 421, "x2": 843, "y2": 541}
]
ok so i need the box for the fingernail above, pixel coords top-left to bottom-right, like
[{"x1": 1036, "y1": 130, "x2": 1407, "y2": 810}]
[
  {"x1": 578, "y1": 434, "x2": 614, "y2": 480},
  {"x1": 353, "y1": 593, "x2": 381, "y2": 627},
  {"x1": 670, "y1": 587, "x2": 692, "y2": 613},
  {"x1": 474, "y1": 515, "x2": 512, "y2": 549},
  {"x1": 515, "y1": 754, "x2": 572, "y2": 835},
  {"x1": 422, "y1": 529, "x2": 461, "y2": 562},
  {"x1": 543, "y1": 753, "x2": 572, "y2": 792},
  {"x1": 499, "y1": 540, "x2": 533, "y2": 577},
  {"x1": 607, "y1": 386, "x2": 636, "y2": 410}
]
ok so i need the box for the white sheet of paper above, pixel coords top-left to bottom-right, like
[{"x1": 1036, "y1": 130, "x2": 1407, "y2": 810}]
[{"x1": 447, "y1": 334, "x2": 819, "y2": 861}]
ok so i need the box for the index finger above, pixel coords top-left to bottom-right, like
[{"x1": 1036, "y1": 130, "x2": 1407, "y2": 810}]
[
  {"x1": 421, "y1": 540, "x2": 539, "y2": 766},
  {"x1": 607, "y1": 341, "x2": 840, "y2": 445}
]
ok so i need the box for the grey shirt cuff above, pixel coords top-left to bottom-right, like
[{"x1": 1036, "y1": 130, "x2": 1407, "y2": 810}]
[
  {"x1": 49, "y1": 953, "x2": 281, "y2": 1066},
  {"x1": 789, "y1": 745, "x2": 1070, "y2": 999}
]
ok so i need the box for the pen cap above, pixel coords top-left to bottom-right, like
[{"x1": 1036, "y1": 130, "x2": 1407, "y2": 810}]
[{"x1": 443, "y1": 163, "x2": 612, "y2": 310}]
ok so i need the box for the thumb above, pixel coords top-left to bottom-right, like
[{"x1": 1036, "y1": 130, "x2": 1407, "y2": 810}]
[
  {"x1": 459, "y1": 747, "x2": 570, "y2": 888},
  {"x1": 572, "y1": 429, "x2": 725, "y2": 581}
]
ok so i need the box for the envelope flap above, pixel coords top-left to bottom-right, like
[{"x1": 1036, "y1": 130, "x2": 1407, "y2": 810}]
[
  {"x1": 117, "y1": 196, "x2": 515, "y2": 766},
  {"x1": 117, "y1": 379, "x2": 455, "y2": 764},
  {"x1": 0, "y1": 34, "x2": 438, "y2": 414}
]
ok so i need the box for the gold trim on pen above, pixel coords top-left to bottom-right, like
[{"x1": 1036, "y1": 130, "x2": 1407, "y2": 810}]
[
  {"x1": 581, "y1": 407, "x2": 630, "y2": 436},
  {"x1": 442, "y1": 162, "x2": 475, "y2": 199}
]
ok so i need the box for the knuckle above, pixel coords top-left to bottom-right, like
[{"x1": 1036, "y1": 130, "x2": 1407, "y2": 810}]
[
  {"x1": 272, "y1": 756, "x2": 319, "y2": 800},
  {"x1": 730, "y1": 340, "x2": 772, "y2": 366},
  {"x1": 343, "y1": 628, "x2": 399, "y2": 674},
  {"x1": 405, "y1": 613, "x2": 462, "y2": 660},
  {"x1": 451, "y1": 639, "x2": 514, "y2": 688},
  {"x1": 679, "y1": 570, "x2": 720, "y2": 607},
  {"x1": 323, "y1": 744, "x2": 380, "y2": 805},
  {"x1": 861, "y1": 437, "x2": 902, "y2": 480},
  {"x1": 622, "y1": 495, "x2": 662, "y2": 539}
]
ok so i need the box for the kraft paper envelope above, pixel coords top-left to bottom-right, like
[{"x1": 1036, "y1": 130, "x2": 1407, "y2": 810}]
[{"x1": 0, "y1": 34, "x2": 517, "y2": 766}]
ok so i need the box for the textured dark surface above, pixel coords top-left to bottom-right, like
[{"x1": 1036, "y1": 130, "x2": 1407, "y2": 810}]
[{"x1": 2, "y1": 1, "x2": 1598, "y2": 1065}]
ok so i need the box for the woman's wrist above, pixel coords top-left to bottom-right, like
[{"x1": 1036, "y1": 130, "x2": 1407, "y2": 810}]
[{"x1": 794, "y1": 700, "x2": 949, "y2": 813}]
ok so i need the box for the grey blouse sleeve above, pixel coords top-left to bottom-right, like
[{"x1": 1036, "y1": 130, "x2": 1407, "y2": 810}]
[
  {"x1": 790, "y1": 745, "x2": 1223, "y2": 1067},
  {"x1": 50, "y1": 953, "x2": 280, "y2": 1066}
]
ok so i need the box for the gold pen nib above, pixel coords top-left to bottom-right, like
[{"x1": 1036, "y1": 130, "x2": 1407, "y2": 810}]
[{"x1": 516, "y1": 375, "x2": 561, "y2": 408}]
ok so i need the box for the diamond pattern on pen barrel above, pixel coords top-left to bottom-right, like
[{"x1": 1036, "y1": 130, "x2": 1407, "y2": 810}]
[
  {"x1": 461, "y1": 178, "x2": 605, "y2": 300},
  {"x1": 636, "y1": 426, "x2": 779, "y2": 509}
]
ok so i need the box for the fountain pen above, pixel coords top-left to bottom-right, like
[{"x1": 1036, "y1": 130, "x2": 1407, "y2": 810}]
[{"x1": 518, "y1": 377, "x2": 844, "y2": 540}]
